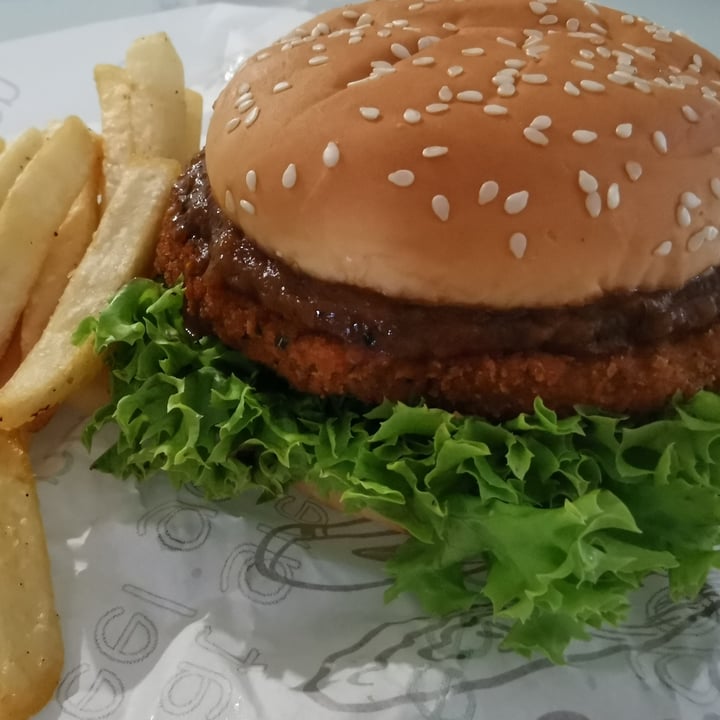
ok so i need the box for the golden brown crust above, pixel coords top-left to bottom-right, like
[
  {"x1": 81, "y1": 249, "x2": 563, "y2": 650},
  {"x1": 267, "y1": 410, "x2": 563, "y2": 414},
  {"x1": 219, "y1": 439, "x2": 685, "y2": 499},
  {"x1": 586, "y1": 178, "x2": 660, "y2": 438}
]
[
  {"x1": 156, "y1": 223, "x2": 720, "y2": 417},
  {"x1": 207, "y1": 0, "x2": 720, "y2": 308}
]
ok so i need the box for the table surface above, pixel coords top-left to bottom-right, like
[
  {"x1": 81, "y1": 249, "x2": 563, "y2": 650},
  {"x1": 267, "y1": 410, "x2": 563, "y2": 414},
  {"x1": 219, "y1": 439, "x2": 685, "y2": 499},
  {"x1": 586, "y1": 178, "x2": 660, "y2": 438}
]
[{"x1": 0, "y1": 0, "x2": 719, "y2": 52}]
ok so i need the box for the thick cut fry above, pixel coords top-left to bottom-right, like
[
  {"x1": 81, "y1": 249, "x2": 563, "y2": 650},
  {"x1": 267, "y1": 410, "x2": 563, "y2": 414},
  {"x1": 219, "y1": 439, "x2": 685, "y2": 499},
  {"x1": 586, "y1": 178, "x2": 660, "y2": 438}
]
[
  {"x1": 0, "y1": 432, "x2": 63, "y2": 720},
  {"x1": 21, "y1": 172, "x2": 101, "y2": 356},
  {"x1": 0, "y1": 159, "x2": 181, "y2": 430},
  {"x1": 94, "y1": 64, "x2": 133, "y2": 206},
  {"x1": 0, "y1": 117, "x2": 97, "y2": 357},
  {"x1": 0, "y1": 128, "x2": 43, "y2": 209},
  {"x1": 182, "y1": 88, "x2": 203, "y2": 165},
  {"x1": 126, "y1": 33, "x2": 186, "y2": 163}
]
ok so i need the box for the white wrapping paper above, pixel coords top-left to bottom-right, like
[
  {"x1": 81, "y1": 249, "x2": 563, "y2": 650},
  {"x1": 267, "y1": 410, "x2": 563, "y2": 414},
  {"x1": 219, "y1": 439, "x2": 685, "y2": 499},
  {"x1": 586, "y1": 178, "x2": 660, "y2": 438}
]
[{"x1": 1, "y1": 4, "x2": 720, "y2": 718}]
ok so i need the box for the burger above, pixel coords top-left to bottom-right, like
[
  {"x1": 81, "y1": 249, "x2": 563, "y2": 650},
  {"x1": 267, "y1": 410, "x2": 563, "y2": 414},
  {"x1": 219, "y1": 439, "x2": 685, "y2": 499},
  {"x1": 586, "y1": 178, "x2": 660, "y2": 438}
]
[{"x1": 80, "y1": 0, "x2": 720, "y2": 662}]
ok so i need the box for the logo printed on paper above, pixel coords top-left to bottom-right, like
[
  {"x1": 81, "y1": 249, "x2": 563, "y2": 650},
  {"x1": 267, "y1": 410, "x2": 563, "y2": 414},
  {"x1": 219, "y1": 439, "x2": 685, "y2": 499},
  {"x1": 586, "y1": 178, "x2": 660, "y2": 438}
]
[
  {"x1": 159, "y1": 662, "x2": 232, "y2": 719},
  {"x1": 122, "y1": 583, "x2": 198, "y2": 618},
  {"x1": 56, "y1": 664, "x2": 124, "y2": 720},
  {"x1": 196, "y1": 625, "x2": 266, "y2": 672},
  {"x1": 94, "y1": 607, "x2": 159, "y2": 664},
  {"x1": 0, "y1": 76, "x2": 20, "y2": 127},
  {"x1": 137, "y1": 500, "x2": 217, "y2": 551}
]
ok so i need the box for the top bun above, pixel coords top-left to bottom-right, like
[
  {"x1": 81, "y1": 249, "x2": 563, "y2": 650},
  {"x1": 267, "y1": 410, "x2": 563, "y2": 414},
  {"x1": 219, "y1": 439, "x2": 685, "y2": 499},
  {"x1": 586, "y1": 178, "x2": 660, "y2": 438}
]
[{"x1": 206, "y1": 0, "x2": 720, "y2": 308}]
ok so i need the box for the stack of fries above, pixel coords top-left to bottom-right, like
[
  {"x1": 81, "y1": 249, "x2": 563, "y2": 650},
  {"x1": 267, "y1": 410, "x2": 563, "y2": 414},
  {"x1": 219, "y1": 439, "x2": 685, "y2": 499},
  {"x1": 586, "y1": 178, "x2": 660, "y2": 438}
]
[{"x1": 0, "y1": 34, "x2": 201, "y2": 720}]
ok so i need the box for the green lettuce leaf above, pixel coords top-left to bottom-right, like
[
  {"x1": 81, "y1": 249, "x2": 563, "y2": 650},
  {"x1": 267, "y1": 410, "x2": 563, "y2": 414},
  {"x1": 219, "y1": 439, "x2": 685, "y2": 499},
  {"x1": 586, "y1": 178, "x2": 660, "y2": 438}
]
[{"x1": 77, "y1": 278, "x2": 720, "y2": 661}]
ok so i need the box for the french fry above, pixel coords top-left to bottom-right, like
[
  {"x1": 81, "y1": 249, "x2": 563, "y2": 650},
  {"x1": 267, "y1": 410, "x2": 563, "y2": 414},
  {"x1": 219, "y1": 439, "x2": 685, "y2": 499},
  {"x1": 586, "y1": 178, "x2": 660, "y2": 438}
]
[
  {"x1": 0, "y1": 158, "x2": 181, "y2": 430},
  {"x1": 126, "y1": 33, "x2": 186, "y2": 163},
  {"x1": 20, "y1": 171, "x2": 101, "y2": 356},
  {"x1": 183, "y1": 88, "x2": 203, "y2": 165},
  {"x1": 0, "y1": 138, "x2": 5, "y2": 153},
  {"x1": 0, "y1": 324, "x2": 21, "y2": 389},
  {"x1": 0, "y1": 117, "x2": 98, "y2": 357},
  {"x1": 0, "y1": 128, "x2": 43, "y2": 209},
  {"x1": 0, "y1": 432, "x2": 63, "y2": 720}
]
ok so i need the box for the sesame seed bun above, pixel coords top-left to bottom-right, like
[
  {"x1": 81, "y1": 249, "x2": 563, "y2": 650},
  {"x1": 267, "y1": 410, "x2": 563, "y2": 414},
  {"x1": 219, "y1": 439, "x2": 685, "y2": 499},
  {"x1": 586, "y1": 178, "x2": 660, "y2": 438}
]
[{"x1": 205, "y1": 0, "x2": 720, "y2": 309}]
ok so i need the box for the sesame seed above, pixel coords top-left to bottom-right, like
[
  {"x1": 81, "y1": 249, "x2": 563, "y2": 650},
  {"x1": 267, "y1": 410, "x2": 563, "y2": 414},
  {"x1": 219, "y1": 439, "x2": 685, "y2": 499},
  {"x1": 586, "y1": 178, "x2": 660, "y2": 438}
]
[
  {"x1": 585, "y1": 192, "x2": 602, "y2": 218},
  {"x1": 682, "y1": 105, "x2": 700, "y2": 123},
  {"x1": 403, "y1": 108, "x2": 422, "y2": 124},
  {"x1": 348, "y1": 36, "x2": 363, "y2": 45},
  {"x1": 540, "y1": 14, "x2": 559, "y2": 25},
  {"x1": 497, "y1": 36, "x2": 518, "y2": 48},
  {"x1": 418, "y1": 35, "x2": 440, "y2": 50},
  {"x1": 688, "y1": 226, "x2": 718, "y2": 252},
  {"x1": 681, "y1": 192, "x2": 702, "y2": 210},
  {"x1": 236, "y1": 82, "x2": 250, "y2": 95},
  {"x1": 579, "y1": 49, "x2": 595, "y2": 59},
  {"x1": 530, "y1": 115, "x2": 552, "y2": 130},
  {"x1": 578, "y1": 171, "x2": 598, "y2": 194},
  {"x1": 308, "y1": 55, "x2": 329, "y2": 66},
  {"x1": 625, "y1": 161, "x2": 643, "y2": 182},
  {"x1": 443, "y1": 22, "x2": 459, "y2": 32},
  {"x1": 409, "y1": 2, "x2": 424, "y2": 9},
  {"x1": 256, "y1": 52, "x2": 271, "y2": 61},
  {"x1": 478, "y1": 181, "x2": 499, "y2": 205},
  {"x1": 607, "y1": 183, "x2": 620, "y2": 209},
  {"x1": 244, "y1": 106, "x2": 260, "y2": 127},
  {"x1": 237, "y1": 90, "x2": 254, "y2": 104},
  {"x1": 523, "y1": 127, "x2": 549, "y2": 146},
  {"x1": 423, "y1": 146, "x2": 449, "y2": 158},
  {"x1": 573, "y1": 130, "x2": 598, "y2": 144},
  {"x1": 621, "y1": 14, "x2": 635, "y2": 25},
  {"x1": 522, "y1": 73, "x2": 549, "y2": 85},
  {"x1": 438, "y1": 85, "x2": 453, "y2": 102},
  {"x1": 388, "y1": 170, "x2": 415, "y2": 187},
  {"x1": 505, "y1": 191, "x2": 530, "y2": 215},
  {"x1": 357, "y1": 12, "x2": 373, "y2": 26},
  {"x1": 590, "y1": 22, "x2": 608, "y2": 35},
  {"x1": 360, "y1": 106, "x2": 381, "y2": 120},
  {"x1": 233, "y1": 97, "x2": 253, "y2": 112},
  {"x1": 572, "y1": 59, "x2": 595, "y2": 71},
  {"x1": 711, "y1": 178, "x2": 720, "y2": 199},
  {"x1": 312, "y1": 43, "x2": 326, "y2": 51},
  {"x1": 448, "y1": 65, "x2": 464, "y2": 77},
  {"x1": 484, "y1": 104, "x2": 509, "y2": 116},
  {"x1": 282, "y1": 164, "x2": 297, "y2": 189},
  {"x1": 426, "y1": 103, "x2": 450, "y2": 113},
  {"x1": 371, "y1": 66, "x2": 396, "y2": 77},
  {"x1": 607, "y1": 72, "x2": 634, "y2": 86},
  {"x1": 597, "y1": 46, "x2": 612, "y2": 59},
  {"x1": 432, "y1": 194, "x2": 450, "y2": 221},
  {"x1": 273, "y1": 81, "x2": 291, "y2": 93},
  {"x1": 392, "y1": 18, "x2": 410, "y2": 27},
  {"x1": 323, "y1": 142, "x2": 340, "y2": 168},
  {"x1": 377, "y1": 29, "x2": 392, "y2": 38},
  {"x1": 457, "y1": 90, "x2": 484, "y2": 103},
  {"x1": 225, "y1": 189, "x2": 236, "y2": 214},
  {"x1": 615, "y1": 123, "x2": 633, "y2": 139},
  {"x1": 693, "y1": 53, "x2": 704, "y2": 69},
  {"x1": 566, "y1": 18, "x2": 580, "y2": 32},
  {"x1": 580, "y1": 79, "x2": 606, "y2": 93},
  {"x1": 342, "y1": 9, "x2": 360, "y2": 19},
  {"x1": 311, "y1": 22, "x2": 330, "y2": 37},
  {"x1": 584, "y1": 1, "x2": 600, "y2": 15},
  {"x1": 529, "y1": 1, "x2": 547, "y2": 15},
  {"x1": 676, "y1": 204, "x2": 691, "y2": 227},
  {"x1": 462, "y1": 47, "x2": 485, "y2": 56},
  {"x1": 413, "y1": 56, "x2": 436, "y2": 66},
  {"x1": 564, "y1": 81, "x2": 581, "y2": 96},
  {"x1": 239, "y1": 199, "x2": 256, "y2": 215},
  {"x1": 652, "y1": 131, "x2": 668, "y2": 155},
  {"x1": 225, "y1": 117, "x2": 241, "y2": 133},
  {"x1": 498, "y1": 84, "x2": 516, "y2": 98},
  {"x1": 391, "y1": 42, "x2": 411, "y2": 59},
  {"x1": 654, "y1": 240, "x2": 672, "y2": 256},
  {"x1": 633, "y1": 79, "x2": 652, "y2": 94},
  {"x1": 509, "y1": 233, "x2": 528, "y2": 259},
  {"x1": 506, "y1": 59, "x2": 527, "y2": 69},
  {"x1": 246, "y1": 170, "x2": 257, "y2": 192}
]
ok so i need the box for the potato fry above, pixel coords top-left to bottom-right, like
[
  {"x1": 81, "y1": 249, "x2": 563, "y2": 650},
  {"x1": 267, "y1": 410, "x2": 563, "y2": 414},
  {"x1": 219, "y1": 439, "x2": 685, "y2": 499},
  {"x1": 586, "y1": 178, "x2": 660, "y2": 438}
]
[
  {"x1": 0, "y1": 323, "x2": 21, "y2": 389},
  {"x1": 182, "y1": 88, "x2": 203, "y2": 165},
  {"x1": 0, "y1": 158, "x2": 181, "y2": 430},
  {"x1": 0, "y1": 138, "x2": 5, "y2": 154},
  {"x1": 94, "y1": 64, "x2": 133, "y2": 206},
  {"x1": 0, "y1": 432, "x2": 63, "y2": 720},
  {"x1": 0, "y1": 128, "x2": 43, "y2": 209},
  {"x1": 126, "y1": 33, "x2": 186, "y2": 163},
  {"x1": 21, "y1": 171, "x2": 101, "y2": 356},
  {"x1": 0, "y1": 117, "x2": 98, "y2": 357}
]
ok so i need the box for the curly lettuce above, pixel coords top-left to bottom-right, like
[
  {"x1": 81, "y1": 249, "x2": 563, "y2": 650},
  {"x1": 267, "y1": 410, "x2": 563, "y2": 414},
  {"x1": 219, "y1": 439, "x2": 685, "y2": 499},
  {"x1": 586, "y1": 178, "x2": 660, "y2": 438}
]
[{"x1": 75, "y1": 278, "x2": 720, "y2": 663}]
